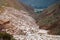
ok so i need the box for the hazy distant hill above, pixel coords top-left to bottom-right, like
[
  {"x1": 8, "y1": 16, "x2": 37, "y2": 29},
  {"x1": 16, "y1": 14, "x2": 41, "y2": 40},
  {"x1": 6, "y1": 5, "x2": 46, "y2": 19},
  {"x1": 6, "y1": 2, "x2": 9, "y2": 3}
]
[{"x1": 20, "y1": 0, "x2": 60, "y2": 9}]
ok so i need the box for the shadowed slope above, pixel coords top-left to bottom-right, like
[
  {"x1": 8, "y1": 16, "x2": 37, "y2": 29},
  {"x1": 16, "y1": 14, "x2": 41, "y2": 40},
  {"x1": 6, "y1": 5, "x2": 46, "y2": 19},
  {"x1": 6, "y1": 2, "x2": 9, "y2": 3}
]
[{"x1": 37, "y1": 3, "x2": 60, "y2": 35}]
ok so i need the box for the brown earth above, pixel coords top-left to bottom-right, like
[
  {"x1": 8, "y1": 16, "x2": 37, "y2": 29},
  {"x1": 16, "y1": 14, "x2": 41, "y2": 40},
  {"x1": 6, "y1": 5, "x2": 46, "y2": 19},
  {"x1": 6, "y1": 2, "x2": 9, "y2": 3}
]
[
  {"x1": 37, "y1": 3, "x2": 60, "y2": 35},
  {"x1": 0, "y1": 0, "x2": 38, "y2": 19}
]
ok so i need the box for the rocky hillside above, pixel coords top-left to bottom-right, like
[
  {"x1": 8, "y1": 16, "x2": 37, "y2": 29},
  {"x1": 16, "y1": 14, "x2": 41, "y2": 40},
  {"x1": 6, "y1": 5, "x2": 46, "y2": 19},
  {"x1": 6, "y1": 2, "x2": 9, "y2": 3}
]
[
  {"x1": 0, "y1": 6, "x2": 60, "y2": 40},
  {"x1": 0, "y1": 0, "x2": 60, "y2": 40},
  {"x1": 37, "y1": 3, "x2": 60, "y2": 35},
  {"x1": 0, "y1": 0, "x2": 38, "y2": 19},
  {"x1": 0, "y1": 7, "x2": 39, "y2": 37}
]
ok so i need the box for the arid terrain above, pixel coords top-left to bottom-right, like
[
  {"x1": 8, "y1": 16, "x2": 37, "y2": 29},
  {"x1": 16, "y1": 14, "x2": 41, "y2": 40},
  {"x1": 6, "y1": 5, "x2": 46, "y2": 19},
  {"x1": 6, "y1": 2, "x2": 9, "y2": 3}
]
[{"x1": 0, "y1": 0, "x2": 60, "y2": 40}]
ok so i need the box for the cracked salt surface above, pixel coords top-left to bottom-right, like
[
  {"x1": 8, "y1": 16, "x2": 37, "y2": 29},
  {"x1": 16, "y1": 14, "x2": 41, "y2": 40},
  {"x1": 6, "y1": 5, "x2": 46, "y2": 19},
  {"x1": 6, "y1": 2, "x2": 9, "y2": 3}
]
[{"x1": 0, "y1": 7, "x2": 60, "y2": 40}]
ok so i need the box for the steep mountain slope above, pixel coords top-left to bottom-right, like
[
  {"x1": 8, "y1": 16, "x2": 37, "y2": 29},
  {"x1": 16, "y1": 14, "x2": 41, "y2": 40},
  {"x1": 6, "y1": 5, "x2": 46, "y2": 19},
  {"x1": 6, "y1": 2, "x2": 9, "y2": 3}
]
[
  {"x1": 0, "y1": 7, "x2": 38, "y2": 40},
  {"x1": 0, "y1": 6, "x2": 60, "y2": 40},
  {"x1": 0, "y1": 0, "x2": 38, "y2": 19},
  {"x1": 0, "y1": 0, "x2": 60, "y2": 40},
  {"x1": 37, "y1": 3, "x2": 60, "y2": 35}
]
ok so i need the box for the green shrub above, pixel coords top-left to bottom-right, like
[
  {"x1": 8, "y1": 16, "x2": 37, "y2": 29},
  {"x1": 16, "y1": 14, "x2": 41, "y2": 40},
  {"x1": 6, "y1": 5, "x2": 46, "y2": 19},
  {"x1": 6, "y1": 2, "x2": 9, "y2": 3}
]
[{"x1": 0, "y1": 32, "x2": 15, "y2": 40}]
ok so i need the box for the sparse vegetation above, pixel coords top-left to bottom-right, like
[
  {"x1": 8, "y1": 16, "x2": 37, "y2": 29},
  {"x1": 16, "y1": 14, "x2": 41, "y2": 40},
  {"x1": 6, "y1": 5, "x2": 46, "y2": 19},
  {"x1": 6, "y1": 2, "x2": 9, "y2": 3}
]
[{"x1": 0, "y1": 32, "x2": 15, "y2": 40}]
